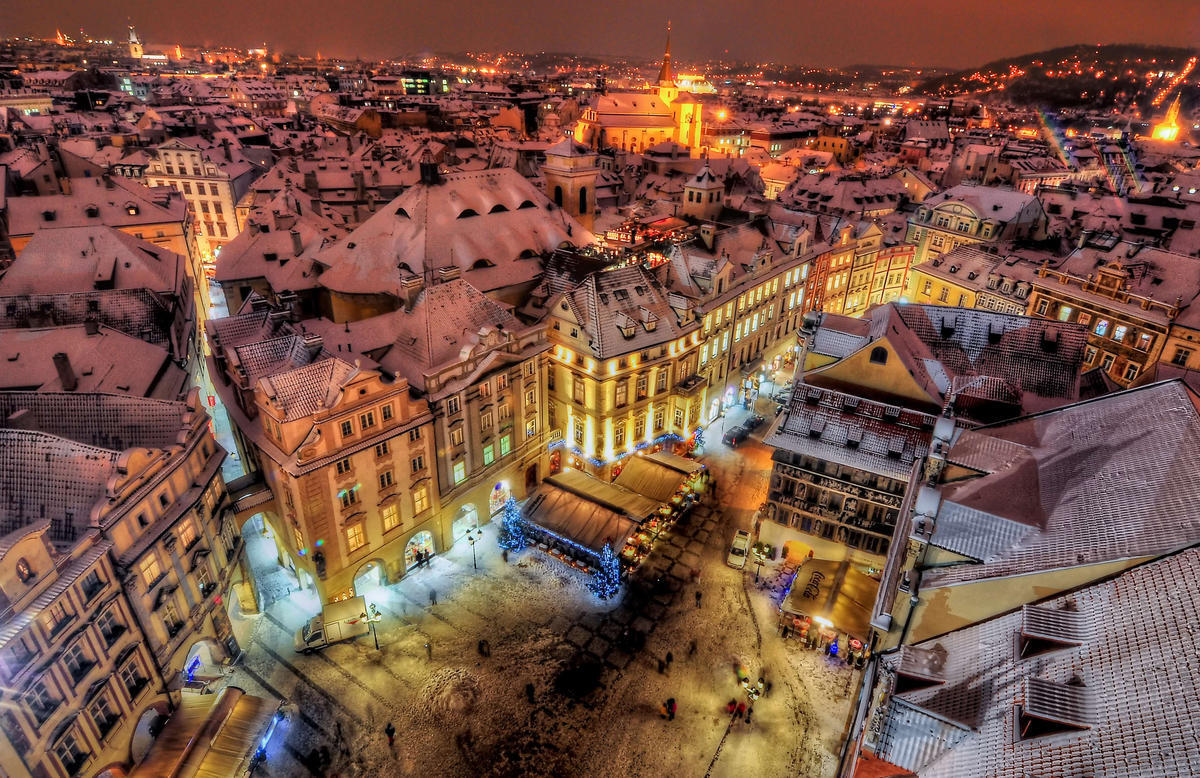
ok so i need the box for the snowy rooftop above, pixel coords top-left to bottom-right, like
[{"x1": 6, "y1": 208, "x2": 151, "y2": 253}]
[{"x1": 872, "y1": 548, "x2": 1200, "y2": 777}]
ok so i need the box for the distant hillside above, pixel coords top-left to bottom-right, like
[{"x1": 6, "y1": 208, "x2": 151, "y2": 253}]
[{"x1": 917, "y1": 44, "x2": 1198, "y2": 111}]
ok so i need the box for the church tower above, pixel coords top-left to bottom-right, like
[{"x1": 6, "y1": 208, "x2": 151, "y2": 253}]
[
  {"x1": 656, "y1": 22, "x2": 678, "y2": 105},
  {"x1": 543, "y1": 139, "x2": 600, "y2": 232},
  {"x1": 128, "y1": 24, "x2": 143, "y2": 60}
]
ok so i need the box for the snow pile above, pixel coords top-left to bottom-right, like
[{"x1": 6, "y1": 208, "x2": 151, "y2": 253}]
[{"x1": 421, "y1": 667, "x2": 481, "y2": 720}]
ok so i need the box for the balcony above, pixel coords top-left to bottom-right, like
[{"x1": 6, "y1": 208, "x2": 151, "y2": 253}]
[{"x1": 675, "y1": 374, "x2": 708, "y2": 396}]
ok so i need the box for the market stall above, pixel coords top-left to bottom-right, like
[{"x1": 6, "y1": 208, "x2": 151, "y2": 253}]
[
  {"x1": 130, "y1": 686, "x2": 282, "y2": 778},
  {"x1": 521, "y1": 469, "x2": 659, "y2": 571},
  {"x1": 779, "y1": 558, "x2": 878, "y2": 666}
]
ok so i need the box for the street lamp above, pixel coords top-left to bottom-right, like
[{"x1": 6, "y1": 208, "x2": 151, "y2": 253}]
[
  {"x1": 467, "y1": 527, "x2": 484, "y2": 570},
  {"x1": 362, "y1": 603, "x2": 382, "y2": 650},
  {"x1": 753, "y1": 546, "x2": 767, "y2": 583}
]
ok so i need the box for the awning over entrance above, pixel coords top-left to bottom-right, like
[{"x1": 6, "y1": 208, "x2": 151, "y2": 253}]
[
  {"x1": 522, "y1": 470, "x2": 659, "y2": 556},
  {"x1": 130, "y1": 687, "x2": 280, "y2": 778},
  {"x1": 613, "y1": 451, "x2": 705, "y2": 503},
  {"x1": 781, "y1": 558, "x2": 879, "y2": 643}
]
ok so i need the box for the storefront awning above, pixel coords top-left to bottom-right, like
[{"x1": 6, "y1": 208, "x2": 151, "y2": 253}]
[
  {"x1": 612, "y1": 453, "x2": 702, "y2": 503},
  {"x1": 130, "y1": 687, "x2": 280, "y2": 778},
  {"x1": 781, "y1": 558, "x2": 879, "y2": 643},
  {"x1": 523, "y1": 470, "x2": 661, "y2": 556}
]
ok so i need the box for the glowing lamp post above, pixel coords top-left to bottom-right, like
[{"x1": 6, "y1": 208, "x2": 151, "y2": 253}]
[
  {"x1": 753, "y1": 546, "x2": 767, "y2": 583},
  {"x1": 467, "y1": 527, "x2": 484, "y2": 570}
]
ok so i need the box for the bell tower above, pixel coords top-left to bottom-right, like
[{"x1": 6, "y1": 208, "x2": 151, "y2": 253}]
[
  {"x1": 656, "y1": 22, "x2": 678, "y2": 105},
  {"x1": 682, "y1": 159, "x2": 724, "y2": 221},
  {"x1": 543, "y1": 139, "x2": 600, "y2": 232},
  {"x1": 128, "y1": 24, "x2": 143, "y2": 60}
]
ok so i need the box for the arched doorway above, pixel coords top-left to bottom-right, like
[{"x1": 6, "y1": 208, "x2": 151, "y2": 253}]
[
  {"x1": 241, "y1": 513, "x2": 299, "y2": 609},
  {"x1": 452, "y1": 505, "x2": 479, "y2": 541},
  {"x1": 404, "y1": 531, "x2": 435, "y2": 570},
  {"x1": 353, "y1": 559, "x2": 386, "y2": 597},
  {"x1": 129, "y1": 704, "x2": 169, "y2": 764},
  {"x1": 525, "y1": 463, "x2": 539, "y2": 493},
  {"x1": 183, "y1": 639, "x2": 225, "y2": 688},
  {"x1": 553, "y1": 185, "x2": 563, "y2": 207}
]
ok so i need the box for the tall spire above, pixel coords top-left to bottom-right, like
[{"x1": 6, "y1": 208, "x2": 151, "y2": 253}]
[{"x1": 657, "y1": 21, "x2": 674, "y2": 86}]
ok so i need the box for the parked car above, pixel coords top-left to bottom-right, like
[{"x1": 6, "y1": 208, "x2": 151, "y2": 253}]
[
  {"x1": 743, "y1": 414, "x2": 766, "y2": 431},
  {"x1": 727, "y1": 530, "x2": 751, "y2": 569},
  {"x1": 722, "y1": 427, "x2": 749, "y2": 447}
]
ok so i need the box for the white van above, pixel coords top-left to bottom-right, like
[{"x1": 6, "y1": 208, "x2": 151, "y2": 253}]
[
  {"x1": 727, "y1": 530, "x2": 751, "y2": 569},
  {"x1": 294, "y1": 595, "x2": 371, "y2": 652}
]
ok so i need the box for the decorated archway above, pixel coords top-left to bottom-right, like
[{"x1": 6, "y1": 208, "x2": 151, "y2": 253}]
[
  {"x1": 353, "y1": 558, "x2": 387, "y2": 596},
  {"x1": 452, "y1": 504, "x2": 479, "y2": 541},
  {"x1": 404, "y1": 531, "x2": 435, "y2": 570},
  {"x1": 129, "y1": 703, "x2": 170, "y2": 765},
  {"x1": 183, "y1": 638, "x2": 225, "y2": 687}
]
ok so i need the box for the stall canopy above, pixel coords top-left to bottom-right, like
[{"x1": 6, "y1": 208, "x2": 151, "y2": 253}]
[
  {"x1": 523, "y1": 469, "x2": 660, "y2": 555},
  {"x1": 613, "y1": 451, "x2": 705, "y2": 502},
  {"x1": 130, "y1": 687, "x2": 280, "y2": 778},
  {"x1": 781, "y1": 558, "x2": 879, "y2": 642}
]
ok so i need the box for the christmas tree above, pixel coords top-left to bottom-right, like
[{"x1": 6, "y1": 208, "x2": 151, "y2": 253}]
[
  {"x1": 497, "y1": 496, "x2": 528, "y2": 551},
  {"x1": 588, "y1": 543, "x2": 621, "y2": 600}
]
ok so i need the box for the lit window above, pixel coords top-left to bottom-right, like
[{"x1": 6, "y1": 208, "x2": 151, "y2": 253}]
[
  {"x1": 345, "y1": 524, "x2": 365, "y2": 552},
  {"x1": 499, "y1": 435, "x2": 511, "y2": 457},
  {"x1": 382, "y1": 504, "x2": 400, "y2": 532},
  {"x1": 1094, "y1": 319, "x2": 1109, "y2": 337},
  {"x1": 451, "y1": 427, "x2": 464, "y2": 446},
  {"x1": 1112, "y1": 325, "x2": 1127, "y2": 342},
  {"x1": 413, "y1": 486, "x2": 429, "y2": 513},
  {"x1": 453, "y1": 461, "x2": 466, "y2": 484},
  {"x1": 139, "y1": 556, "x2": 162, "y2": 586},
  {"x1": 483, "y1": 444, "x2": 494, "y2": 466}
]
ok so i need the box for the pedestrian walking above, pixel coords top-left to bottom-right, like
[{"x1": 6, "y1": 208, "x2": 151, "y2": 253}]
[
  {"x1": 726, "y1": 699, "x2": 737, "y2": 715},
  {"x1": 736, "y1": 701, "x2": 746, "y2": 719},
  {"x1": 765, "y1": 680, "x2": 773, "y2": 696},
  {"x1": 695, "y1": 590, "x2": 702, "y2": 609},
  {"x1": 384, "y1": 722, "x2": 396, "y2": 747},
  {"x1": 745, "y1": 706, "x2": 753, "y2": 725},
  {"x1": 477, "y1": 639, "x2": 491, "y2": 657},
  {"x1": 429, "y1": 588, "x2": 437, "y2": 606},
  {"x1": 688, "y1": 639, "x2": 698, "y2": 657},
  {"x1": 525, "y1": 682, "x2": 535, "y2": 704},
  {"x1": 502, "y1": 549, "x2": 509, "y2": 563},
  {"x1": 665, "y1": 651, "x2": 674, "y2": 669},
  {"x1": 659, "y1": 701, "x2": 669, "y2": 719},
  {"x1": 657, "y1": 658, "x2": 666, "y2": 674},
  {"x1": 667, "y1": 698, "x2": 677, "y2": 721},
  {"x1": 424, "y1": 641, "x2": 432, "y2": 661}
]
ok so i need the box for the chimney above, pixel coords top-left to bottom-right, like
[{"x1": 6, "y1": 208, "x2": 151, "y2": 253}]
[
  {"x1": 59, "y1": 177, "x2": 72, "y2": 196},
  {"x1": 221, "y1": 137, "x2": 232, "y2": 161},
  {"x1": 418, "y1": 149, "x2": 439, "y2": 185},
  {"x1": 400, "y1": 275, "x2": 425, "y2": 310},
  {"x1": 700, "y1": 222, "x2": 716, "y2": 250},
  {"x1": 53, "y1": 352, "x2": 78, "y2": 391},
  {"x1": 303, "y1": 170, "x2": 318, "y2": 196},
  {"x1": 352, "y1": 169, "x2": 365, "y2": 200},
  {"x1": 103, "y1": 172, "x2": 115, "y2": 189},
  {"x1": 84, "y1": 319, "x2": 100, "y2": 335},
  {"x1": 290, "y1": 229, "x2": 303, "y2": 255}
]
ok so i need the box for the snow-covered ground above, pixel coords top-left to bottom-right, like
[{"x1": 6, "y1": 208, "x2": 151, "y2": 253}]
[{"x1": 218, "y1": 390, "x2": 856, "y2": 778}]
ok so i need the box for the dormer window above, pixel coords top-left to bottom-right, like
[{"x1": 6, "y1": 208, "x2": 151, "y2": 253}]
[
  {"x1": 869, "y1": 346, "x2": 888, "y2": 365},
  {"x1": 15, "y1": 558, "x2": 35, "y2": 584},
  {"x1": 1018, "y1": 677, "x2": 1095, "y2": 739},
  {"x1": 125, "y1": 203, "x2": 140, "y2": 216},
  {"x1": 457, "y1": 209, "x2": 479, "y2": 219},
  {"x1": 84, "y1": 205, "x2": 100, "y2": 218}
]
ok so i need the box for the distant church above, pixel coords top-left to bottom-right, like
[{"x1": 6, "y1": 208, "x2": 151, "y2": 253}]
[
  {"x1": 1152, "y1": 94, "x2": 1182, "y2": 143},
  {"x1": 573, "y1": 24, "x2": 704, "y2": 156}
]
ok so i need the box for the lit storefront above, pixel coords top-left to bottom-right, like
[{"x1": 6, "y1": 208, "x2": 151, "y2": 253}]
[{"x1": 779, "y1": 557, "x2": 878, "y2": 667}]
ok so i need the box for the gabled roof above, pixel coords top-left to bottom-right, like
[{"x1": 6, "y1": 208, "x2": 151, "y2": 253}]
[
  {"x1": 924, "y1": 380, "x2": 1200, "y2": 586},
  {"x1": 557, "y1": 265, "x2": 694, "y2": 360},
  {"x1": 0, "y1": 225, "x2": 183, "y2": 296},
  {"x1": 872, "y1": 548, "x2": 1200, "y2": 778},
  {"x1": 314, "y1": 167, "x2": 589, "y2": 297}
]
